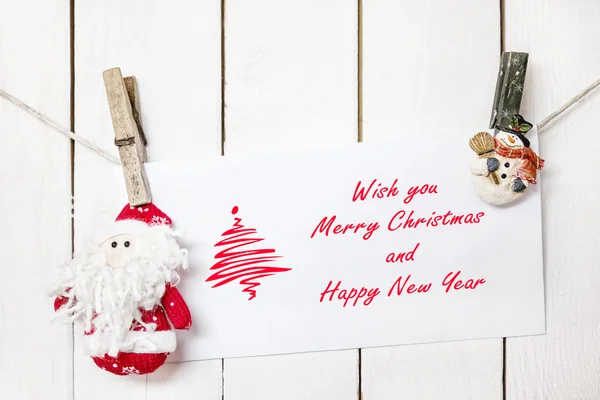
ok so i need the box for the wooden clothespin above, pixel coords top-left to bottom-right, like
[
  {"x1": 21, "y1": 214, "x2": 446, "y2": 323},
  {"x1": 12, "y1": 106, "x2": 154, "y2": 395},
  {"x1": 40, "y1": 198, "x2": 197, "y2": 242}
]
[
  {"x1": 489, "y1": 51, "x2": 529, "y2": 131},
  {"x1": 103, "y1": 67, "x2": 151, "y2": 207}
]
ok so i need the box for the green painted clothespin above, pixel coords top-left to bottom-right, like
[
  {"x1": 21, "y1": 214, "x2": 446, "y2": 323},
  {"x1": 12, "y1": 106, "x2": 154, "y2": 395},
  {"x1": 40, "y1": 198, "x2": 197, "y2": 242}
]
[{"x1": 489, "y1": 51, "x2": 529, "y2": 131}]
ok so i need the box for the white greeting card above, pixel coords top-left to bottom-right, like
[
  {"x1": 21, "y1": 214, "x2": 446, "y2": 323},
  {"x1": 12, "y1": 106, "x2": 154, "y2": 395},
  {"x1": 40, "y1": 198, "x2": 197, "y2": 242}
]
[{"x1": 106, "y1": 132, "x2": 545, "y2": 362}]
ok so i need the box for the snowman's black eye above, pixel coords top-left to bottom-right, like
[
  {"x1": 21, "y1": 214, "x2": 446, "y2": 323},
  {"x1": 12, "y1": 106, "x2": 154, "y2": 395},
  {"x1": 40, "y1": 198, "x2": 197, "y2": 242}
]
[
  {"x1": 124, "y1": 241, "x2": 130, "y2": 248},
  {"x1": 501, "y1": 174, "x2": 507, "y2": 179},
  {"x1": 111, "y1": 241, "x2": 117, "y2": 248},
  {"x1": 504, "y1": 162, "x2": 510, "y2": 168}
]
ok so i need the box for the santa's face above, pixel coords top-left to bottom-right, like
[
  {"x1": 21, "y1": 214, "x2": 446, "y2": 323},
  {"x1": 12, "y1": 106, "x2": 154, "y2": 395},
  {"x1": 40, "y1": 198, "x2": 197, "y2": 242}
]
[
  {"x1": 101, "y1": 234, "x2": 137, "y2": 268},
  {"x1": 495, "y1": 131, "x2": 524, "y2": 149},
  {"x1": 52, "y1": 221, "x2": 189, "y2": 357}
]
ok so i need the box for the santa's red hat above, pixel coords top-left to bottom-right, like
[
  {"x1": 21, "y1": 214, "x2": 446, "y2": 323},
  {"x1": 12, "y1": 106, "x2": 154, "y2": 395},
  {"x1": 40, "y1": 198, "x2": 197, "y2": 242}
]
[
  {"x1": 98, "y1": 203, "x2": 173, "y2": 241},
  {"x1": 116, "y1": 203, "x2": 172, "y2": 226}
]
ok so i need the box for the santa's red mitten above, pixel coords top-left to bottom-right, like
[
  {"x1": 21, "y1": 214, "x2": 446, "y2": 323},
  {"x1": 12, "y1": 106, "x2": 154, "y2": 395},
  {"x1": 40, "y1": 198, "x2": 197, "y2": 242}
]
[{"x1": 162, "y1": 284, "x2": 192, "y2": 330}]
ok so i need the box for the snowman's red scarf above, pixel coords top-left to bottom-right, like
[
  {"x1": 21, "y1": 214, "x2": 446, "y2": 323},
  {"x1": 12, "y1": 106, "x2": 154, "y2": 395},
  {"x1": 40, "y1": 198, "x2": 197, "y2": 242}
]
[{"x1": 494, "y1": 138, "x2": 545, "y2": 184}]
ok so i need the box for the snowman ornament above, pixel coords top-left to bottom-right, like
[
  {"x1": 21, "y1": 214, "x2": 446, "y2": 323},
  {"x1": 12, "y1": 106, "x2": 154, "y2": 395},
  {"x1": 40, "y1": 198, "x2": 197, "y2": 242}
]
[{"x1": 469, "y1": 115, "x2": 544, "y2": 206}]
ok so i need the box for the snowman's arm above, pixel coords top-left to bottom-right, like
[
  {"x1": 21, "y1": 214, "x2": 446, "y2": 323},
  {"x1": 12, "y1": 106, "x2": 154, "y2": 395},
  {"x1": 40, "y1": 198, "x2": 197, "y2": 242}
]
[
  {"x1": 470, "y1": 158, "x2": 489, "y2": 176},
  {"x1": 512, "y1": 177, "x2": 528, "y2": 192}
]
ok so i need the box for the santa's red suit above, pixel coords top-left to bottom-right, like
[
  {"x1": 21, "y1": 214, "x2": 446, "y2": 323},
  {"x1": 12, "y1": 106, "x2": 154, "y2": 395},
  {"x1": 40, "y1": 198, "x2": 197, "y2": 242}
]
[{"x1": 54, "y1": 284, "x2": 190, "y2": 375}]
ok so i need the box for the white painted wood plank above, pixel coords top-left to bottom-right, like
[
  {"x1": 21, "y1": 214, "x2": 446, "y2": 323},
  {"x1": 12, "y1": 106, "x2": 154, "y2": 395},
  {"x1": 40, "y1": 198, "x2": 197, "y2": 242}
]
[
  {"x1": 0, "y1": 1, "x2": 72, "y2": 398},
  {"x1": 225, "y1": 351, "x2": 358, "y2": 400},
  {"x1": 504, "y1": 1, "x2": 600, "y2": 399},
  {"x1": 363, "y1": 340, "x2": 503, "y2": 399},
  {"x1": 224, "y1": 1, "x2": 359, "y2": 399},
  {"x1": 224, "y1": 0, "x2": 358, "y2": 154},
  {"x1": 74, "y1": 1, "x2": 221, "y2": 398},
  {"x1": 361, "y1": 1, "x2": 503, "y2": 399},
  {"x1": 146, "y1": 362, "x2": 222, "y2": 400}
]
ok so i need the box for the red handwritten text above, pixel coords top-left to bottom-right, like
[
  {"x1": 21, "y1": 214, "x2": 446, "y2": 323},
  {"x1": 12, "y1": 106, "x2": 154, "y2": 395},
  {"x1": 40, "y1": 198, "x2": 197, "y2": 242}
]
[
  {"x1": 388, "y1": 210, "x2": 485, "y2": 231},
  {"x1": 385, "y1": 242, "x2": 420, "y2": 263},
  {"x1": 206, "y1": 206, "x2": 292, "y2": 300},
  {"x1": 387, "y1": 274, "x2": 432, "y2": 296},
  {"x1": 311, "y1": 215, "x2": 380, "y2": 240},
  {"x1": 352, "y1": 178, "x2": 400, "y2": 202},
  {"x1": 403, "y1": 184, "x2": 439, "y2": 204},
  {"x1": 320, "y1": 280, "x2": 380, "y2": 307},
  {"x1": 442, "y1": 271, "x2": 486, "y2": 293}
]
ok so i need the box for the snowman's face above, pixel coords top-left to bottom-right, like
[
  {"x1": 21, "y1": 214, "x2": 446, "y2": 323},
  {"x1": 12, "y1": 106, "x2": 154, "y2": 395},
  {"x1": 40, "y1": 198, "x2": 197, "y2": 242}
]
[
  {"x1": 496, "y1": 131, "x2": 524, "y2": 149},
  {"x1": 100, "y1": 234, "x2": 137, "y2": 268}
]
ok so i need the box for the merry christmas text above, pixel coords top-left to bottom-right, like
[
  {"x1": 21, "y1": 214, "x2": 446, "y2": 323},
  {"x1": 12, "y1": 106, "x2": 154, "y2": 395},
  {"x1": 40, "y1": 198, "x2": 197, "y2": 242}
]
[{"x1": 310, "y1": 209, "x2": 485, "y2": 241}]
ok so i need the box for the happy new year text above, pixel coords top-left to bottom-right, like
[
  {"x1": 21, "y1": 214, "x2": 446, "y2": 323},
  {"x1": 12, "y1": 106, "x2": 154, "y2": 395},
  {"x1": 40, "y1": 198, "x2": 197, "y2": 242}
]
[{"x1": 320, "y1": 271, "x2": 487, "y2": 307}]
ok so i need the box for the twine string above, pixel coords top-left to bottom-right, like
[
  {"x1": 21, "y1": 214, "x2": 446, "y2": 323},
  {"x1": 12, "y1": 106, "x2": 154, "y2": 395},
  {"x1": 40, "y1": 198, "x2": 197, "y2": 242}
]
[
  {"x1": 2, "y1": 77, "x2": 600, "y2": 164},
  {"x1": 536, "y1": 77, "x2": 600, "y2": 132},
  {"x1": 0, "y1": 89, "x2": 120, "y2": 165}
]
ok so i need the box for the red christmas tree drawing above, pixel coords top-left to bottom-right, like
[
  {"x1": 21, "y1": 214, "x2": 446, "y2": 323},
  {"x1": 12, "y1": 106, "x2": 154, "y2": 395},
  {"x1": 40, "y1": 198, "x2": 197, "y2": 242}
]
[{"x1": 206, "y1": 206, "x2": 291, "y2": 300}]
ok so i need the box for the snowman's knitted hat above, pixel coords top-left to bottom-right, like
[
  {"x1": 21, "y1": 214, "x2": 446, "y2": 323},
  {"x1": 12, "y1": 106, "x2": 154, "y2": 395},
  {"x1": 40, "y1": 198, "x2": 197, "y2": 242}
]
[{"x1": 497, "y1": 114, "x2": 532, "y2": 148}]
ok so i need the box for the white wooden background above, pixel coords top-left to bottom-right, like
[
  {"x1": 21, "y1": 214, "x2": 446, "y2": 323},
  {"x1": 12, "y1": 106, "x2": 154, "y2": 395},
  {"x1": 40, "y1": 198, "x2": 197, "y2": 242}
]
[{"x1": 1, "y1": 0, "x2": 599, "y2": 398}]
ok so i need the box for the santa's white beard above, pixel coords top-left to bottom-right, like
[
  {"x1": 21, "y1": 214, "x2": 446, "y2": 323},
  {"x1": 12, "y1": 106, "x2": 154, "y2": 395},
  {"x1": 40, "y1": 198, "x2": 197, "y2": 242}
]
[{"x1": 51, "y1": 224, "x2": 188, "y2": 356}]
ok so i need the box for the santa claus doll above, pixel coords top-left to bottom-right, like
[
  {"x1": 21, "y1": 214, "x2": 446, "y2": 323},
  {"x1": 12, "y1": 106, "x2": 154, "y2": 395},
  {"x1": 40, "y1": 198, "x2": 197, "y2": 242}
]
[{"x1": 51, "y1": 203, "x2": 192, "y2": 376}]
